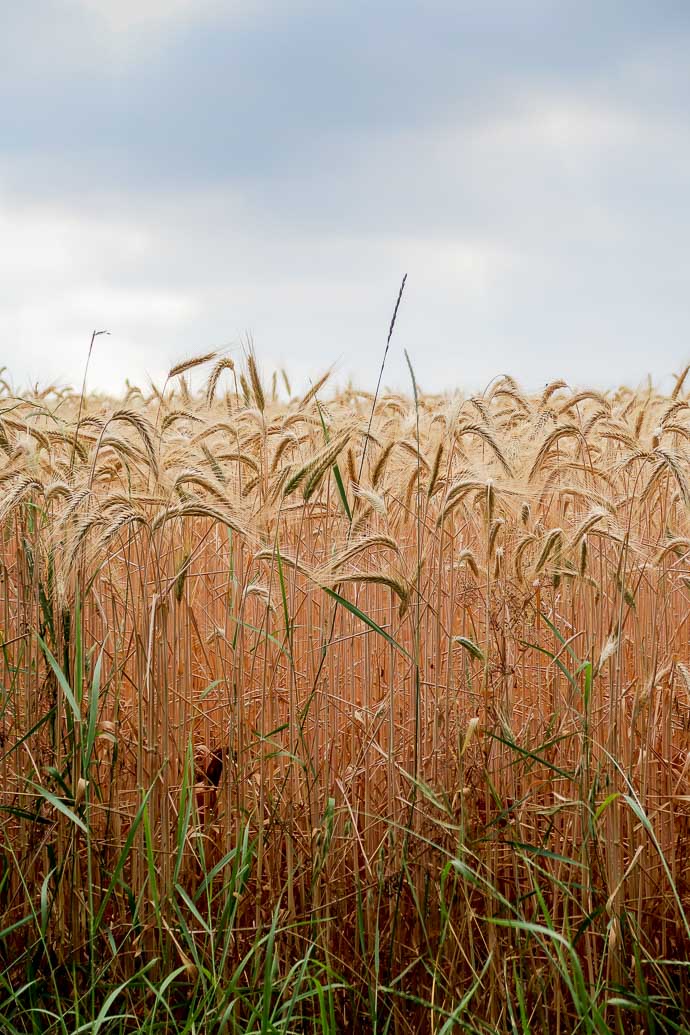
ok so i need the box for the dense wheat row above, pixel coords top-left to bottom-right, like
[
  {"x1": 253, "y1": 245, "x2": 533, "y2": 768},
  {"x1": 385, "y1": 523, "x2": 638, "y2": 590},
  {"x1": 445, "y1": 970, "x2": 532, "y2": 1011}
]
[{"x1": 0, "y1": 354, "x2": 689, "y2": 1032}]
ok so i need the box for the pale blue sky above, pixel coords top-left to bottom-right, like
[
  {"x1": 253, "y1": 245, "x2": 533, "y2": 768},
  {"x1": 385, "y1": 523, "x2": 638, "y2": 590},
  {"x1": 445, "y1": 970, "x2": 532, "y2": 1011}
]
[{"x1": 1, "y1": 1, "x2": 689, "y2": 394}]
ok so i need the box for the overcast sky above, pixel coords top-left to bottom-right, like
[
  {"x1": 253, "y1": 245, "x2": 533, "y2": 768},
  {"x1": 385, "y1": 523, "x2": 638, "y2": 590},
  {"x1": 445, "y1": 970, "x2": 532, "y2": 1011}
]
[{"x1": 1, "y1": 1, "x2": 689, "y2": 396}]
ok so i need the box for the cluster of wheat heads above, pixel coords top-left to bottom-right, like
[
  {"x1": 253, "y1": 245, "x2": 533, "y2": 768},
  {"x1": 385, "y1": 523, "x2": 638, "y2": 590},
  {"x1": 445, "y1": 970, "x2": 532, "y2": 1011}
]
[{"x1": 0, "y1": 354, "x2": 689, "y2": 1032}]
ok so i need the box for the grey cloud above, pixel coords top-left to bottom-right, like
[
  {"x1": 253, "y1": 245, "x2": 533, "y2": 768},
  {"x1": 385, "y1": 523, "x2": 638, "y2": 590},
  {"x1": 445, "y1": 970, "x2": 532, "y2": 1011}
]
[
  {"x1": 3, "y1": 0, "x2": 690, "y2": 193},
  {"x1": 1, "y1": 0, "x2": 689, "y2": 394}
]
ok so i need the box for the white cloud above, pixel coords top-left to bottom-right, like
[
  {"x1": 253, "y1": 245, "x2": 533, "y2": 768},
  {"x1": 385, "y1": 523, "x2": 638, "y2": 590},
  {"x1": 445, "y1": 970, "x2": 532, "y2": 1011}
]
[
  {"x1": 1, "y1": 5, "x2": 689, "y2": 397},
  {"x1": 1, "y1": 158, "x2": 687, "y2": 399},
  {"x1": 66, "y1": 0, "x2": 269, "y2": 33},
  {"x1": 0, "y1": 196, "x2": 202, "y2": 391}
]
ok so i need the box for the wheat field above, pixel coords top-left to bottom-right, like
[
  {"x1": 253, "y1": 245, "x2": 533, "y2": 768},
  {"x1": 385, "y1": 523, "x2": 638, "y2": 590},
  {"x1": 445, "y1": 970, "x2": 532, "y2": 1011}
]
[{"x1": 0, "y1": 352, "x2": 689, "y2": 1032}]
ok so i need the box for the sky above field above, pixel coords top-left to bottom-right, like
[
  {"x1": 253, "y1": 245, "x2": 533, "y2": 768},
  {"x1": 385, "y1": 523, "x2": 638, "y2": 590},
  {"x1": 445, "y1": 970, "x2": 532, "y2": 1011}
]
[{"x1": 1, "y1": 1, "x2": 689, "y2": 396}]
